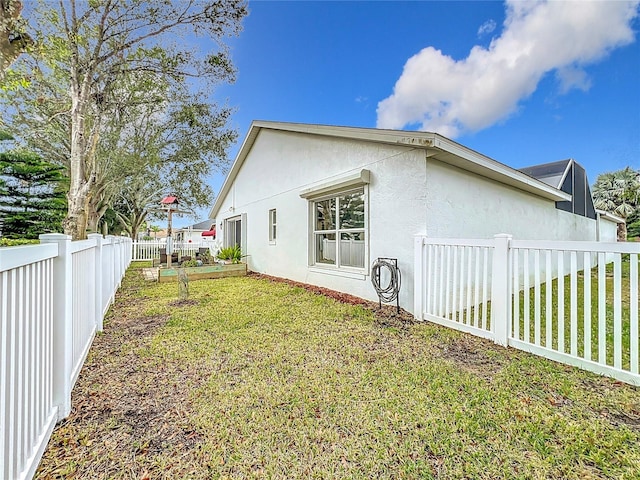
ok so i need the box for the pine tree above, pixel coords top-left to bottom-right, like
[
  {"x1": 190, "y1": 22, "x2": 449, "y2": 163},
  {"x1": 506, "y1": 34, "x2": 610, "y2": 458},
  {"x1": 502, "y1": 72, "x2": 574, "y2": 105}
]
[{"x1": 0, "y1": 149, "x2": 67, "y2": 238}]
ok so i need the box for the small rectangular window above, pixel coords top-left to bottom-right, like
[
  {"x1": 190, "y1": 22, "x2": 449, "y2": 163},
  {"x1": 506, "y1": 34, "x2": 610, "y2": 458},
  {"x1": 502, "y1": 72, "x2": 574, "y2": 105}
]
[{"x1": 269, "y1": 209, "x2": 277, "y2": 243}]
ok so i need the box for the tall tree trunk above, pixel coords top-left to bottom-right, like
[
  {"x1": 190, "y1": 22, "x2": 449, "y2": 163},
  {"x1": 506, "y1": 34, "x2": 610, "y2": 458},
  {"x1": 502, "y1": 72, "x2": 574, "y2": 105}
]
[
  {"x1": 617, "y1": 222, "x2": 627, "y2": 242},
  {"x1": 86, "y1": 197, "x2": 109, "y2": 234},
  {"x1": 63, "y1": 92, "x2": 90, "y2": 239},
  {"x1": 129, "y1": 210, "x2": 148, "y2": 240}
]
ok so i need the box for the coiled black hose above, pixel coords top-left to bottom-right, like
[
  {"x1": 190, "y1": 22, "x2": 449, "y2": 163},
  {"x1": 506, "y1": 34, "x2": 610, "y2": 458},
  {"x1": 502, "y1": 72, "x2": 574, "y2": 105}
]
[{"x1": 370, "y1": 258, "x2": 401, "y2": 303}]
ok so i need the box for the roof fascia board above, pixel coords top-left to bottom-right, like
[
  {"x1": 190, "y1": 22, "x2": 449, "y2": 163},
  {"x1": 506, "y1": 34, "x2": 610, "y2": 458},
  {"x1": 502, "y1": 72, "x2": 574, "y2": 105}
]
[
  {"x1": 596, "y1": 209, "x2": 626, "y2": 224},
  {"x1": 557, "y1": 158, "x2": 574, "y2": 189},
  {"x1": 252, "y1": 120, "x2": 437, "y2": 147},
  {"x1": 209, "y1": 122, "x2": 262, "y2": 218}
]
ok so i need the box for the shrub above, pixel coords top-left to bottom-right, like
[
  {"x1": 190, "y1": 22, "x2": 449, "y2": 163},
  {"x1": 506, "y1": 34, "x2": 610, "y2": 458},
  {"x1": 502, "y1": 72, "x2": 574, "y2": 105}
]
[
  {"x1": 200, "y1": 249, "x2": 213, "y2": 264},
  {"x1": 0, "y1": 238, "x2": 40, "y2": 247},
  {"x1": 217, "y1": 245, "x2": 243, "y2": 263}
]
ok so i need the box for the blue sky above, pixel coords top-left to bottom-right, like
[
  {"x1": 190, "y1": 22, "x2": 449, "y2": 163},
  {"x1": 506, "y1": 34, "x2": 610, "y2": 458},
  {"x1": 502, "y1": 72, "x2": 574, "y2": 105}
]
[{"x1": 177, "y1": 0, "x2": 640, "y2": 227}]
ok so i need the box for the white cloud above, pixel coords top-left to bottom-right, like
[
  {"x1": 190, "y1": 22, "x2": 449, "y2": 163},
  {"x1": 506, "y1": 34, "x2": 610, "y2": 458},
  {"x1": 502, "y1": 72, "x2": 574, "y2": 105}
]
[
  {"x1": 477, "y1": 19, "x2": 497, "y2": 37},
  {"x1": 556, "y1": 66, "x2": 592, "y2": 94},
  {"x1": 376, "y1": 0, "x2": 639, "y2": 137}
]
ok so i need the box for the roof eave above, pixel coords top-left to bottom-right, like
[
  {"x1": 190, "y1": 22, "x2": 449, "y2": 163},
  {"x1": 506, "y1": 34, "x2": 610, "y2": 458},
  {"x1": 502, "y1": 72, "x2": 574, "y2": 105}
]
[
  {"x1": 596, "y1": 209, "x2": 626, "y2": 224},
  {"x1": 210, "y1": 121, "x2": 263, "y2": 219},
  {"x1": 210, "y1": 121, "x2": 571, "y2": 217}
]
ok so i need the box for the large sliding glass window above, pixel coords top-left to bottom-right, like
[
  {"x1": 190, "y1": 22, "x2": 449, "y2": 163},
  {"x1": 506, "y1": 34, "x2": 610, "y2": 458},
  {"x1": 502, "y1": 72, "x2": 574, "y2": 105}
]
[{"x1": 313, "y1": 188, "x2": 366, "y2": 269}]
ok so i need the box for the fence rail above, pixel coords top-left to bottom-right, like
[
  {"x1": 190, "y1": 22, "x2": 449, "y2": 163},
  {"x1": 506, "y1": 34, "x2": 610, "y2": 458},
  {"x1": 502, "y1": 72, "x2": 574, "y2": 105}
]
[
  {"x1": 1, "y1": 235, "x2": 131, "y2": 480},
  {"x1": 131, "y1": 240, "x2": 216, "y2": 261},
  {"x1": 414, "y1": 235, "x2": 640, "y2": 386}
]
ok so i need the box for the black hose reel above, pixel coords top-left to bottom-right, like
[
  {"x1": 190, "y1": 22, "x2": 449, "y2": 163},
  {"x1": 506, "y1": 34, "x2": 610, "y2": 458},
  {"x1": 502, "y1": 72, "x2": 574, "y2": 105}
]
[{"x1": 370, "y1": 257, "x2": 401, "y2": 313}]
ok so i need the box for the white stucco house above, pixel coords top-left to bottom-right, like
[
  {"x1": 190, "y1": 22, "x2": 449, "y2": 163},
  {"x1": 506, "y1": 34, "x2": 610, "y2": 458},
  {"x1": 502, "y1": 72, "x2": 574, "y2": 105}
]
[{"x1": 209, "y1": 121, "x2": 620, "y2": 311}]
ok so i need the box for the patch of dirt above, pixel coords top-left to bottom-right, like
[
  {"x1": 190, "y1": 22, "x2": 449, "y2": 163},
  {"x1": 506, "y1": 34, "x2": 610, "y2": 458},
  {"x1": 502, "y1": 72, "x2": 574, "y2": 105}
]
[
  {"x1": 123, "y1": 314, "x2": 169, "y2": 337},
  {"x1": 168, "y1": 299, "x2": 200, "y2": 307},
  {"x1": 36, "y1": 272, "x2": 211, "y2": 479},
  {"x1": 433, "y1": 334, "x2": 506, "y2": 380},
  {"x1": 603, "y1": 410, "x2": 640, "y2": 429}
]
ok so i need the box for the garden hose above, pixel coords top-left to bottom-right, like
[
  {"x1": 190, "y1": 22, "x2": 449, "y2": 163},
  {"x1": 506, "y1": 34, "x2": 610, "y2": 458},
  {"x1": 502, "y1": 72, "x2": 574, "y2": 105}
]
[{"x1": 370, "y1": 258, "x2": 401, "y2": 304}]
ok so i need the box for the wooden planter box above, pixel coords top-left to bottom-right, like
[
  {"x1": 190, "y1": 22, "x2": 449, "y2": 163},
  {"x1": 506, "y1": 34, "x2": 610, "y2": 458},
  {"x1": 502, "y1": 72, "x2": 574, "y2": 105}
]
[{"x1": 158, "y1": 262, "x2": 247, "y2": 283}]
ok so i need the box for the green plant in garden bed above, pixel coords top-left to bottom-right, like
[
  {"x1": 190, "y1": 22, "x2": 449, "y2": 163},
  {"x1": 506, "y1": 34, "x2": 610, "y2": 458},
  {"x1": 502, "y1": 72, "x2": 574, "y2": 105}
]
[
  {"x1": 216, "y1": 244, "x2": 243, "y2": 263},
  {"x1": 36, "y1": 271, "x2": 640, "y2": 480},
  {"x1": 199, "y1": 248, "x2": 213, "y2": 264}
]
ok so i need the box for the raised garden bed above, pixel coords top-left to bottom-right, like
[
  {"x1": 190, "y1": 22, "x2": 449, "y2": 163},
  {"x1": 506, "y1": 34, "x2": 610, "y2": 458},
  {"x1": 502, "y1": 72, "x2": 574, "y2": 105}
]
[{"x1": 158, "y1": 263, "x2": 247, "y2": 283}]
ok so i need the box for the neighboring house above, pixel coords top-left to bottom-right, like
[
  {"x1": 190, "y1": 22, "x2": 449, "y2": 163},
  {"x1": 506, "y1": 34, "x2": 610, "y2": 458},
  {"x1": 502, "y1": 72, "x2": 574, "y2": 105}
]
[
  {"x1": 209, "y1": 121, "x2": 620, "y2": 311},
  {"x1": 518, "y1": 159, "x2": 624, "y2": 242},
  {"x1": 176, "y1": 219, "x2": 217, "y2": 243}
]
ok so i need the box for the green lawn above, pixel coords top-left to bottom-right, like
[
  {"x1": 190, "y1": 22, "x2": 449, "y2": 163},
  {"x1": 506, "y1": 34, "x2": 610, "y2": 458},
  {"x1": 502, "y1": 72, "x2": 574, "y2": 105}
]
[
  {"x1": 36, "y1": 265, "x2": 640, "y2": 479},
  {"x1": 514, "y1": 258, "x2": 639, "y2": 371}
]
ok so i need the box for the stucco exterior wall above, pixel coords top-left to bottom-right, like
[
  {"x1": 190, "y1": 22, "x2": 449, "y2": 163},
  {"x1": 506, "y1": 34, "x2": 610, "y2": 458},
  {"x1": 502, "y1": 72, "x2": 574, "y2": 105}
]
[
  {"x1": 425, "y1": 161, "x2": 598, "y2": 241},
  {"x1": 597, "y1": 217, "x2": 619, "y2": 243},
  {"x1": 215, "y1": 128, "x2": 600, "y2": 312},
  {"x1": 215, "y1": 129, "x2": 427, "y2": 310}
]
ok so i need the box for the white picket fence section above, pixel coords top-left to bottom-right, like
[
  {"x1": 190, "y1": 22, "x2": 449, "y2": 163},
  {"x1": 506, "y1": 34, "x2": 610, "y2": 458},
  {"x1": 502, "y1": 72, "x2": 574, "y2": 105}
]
[
  {"x1": 414, "y1": 235, "x2": 640, "y2": 385},
  {"x1": 322, "y1": 238, "x2": 366, "y2": 268},
  {"x1": 131, "y1": 240, "x2": 216, "y2": 261},
  {"x1": 0, "y1": 234, "x2": 131, "y2": 480}
]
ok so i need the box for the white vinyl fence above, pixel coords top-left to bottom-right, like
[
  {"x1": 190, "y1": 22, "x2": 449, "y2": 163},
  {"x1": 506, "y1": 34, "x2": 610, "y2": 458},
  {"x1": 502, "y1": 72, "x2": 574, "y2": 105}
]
[
  {"x1": 321, "y1": 238, "x2": 366, "y2": 268},
  {"x1": 414, "y1": 235, "x2": 640, "y2": 386},
  {"x1": 131, "y1": 240, "x2": 217, "y2": 261},
  {"x1": 1, "y1": 234, "x2": 131, "y2": 480}
]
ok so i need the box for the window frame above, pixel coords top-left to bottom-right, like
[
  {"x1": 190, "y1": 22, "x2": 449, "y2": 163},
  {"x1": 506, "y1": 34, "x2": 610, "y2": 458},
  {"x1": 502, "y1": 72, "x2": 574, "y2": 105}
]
[
  {"x1": 310, "y1": 186, "x2": 368, "y2": 272},
  {"x1": 225, "y1": 215, "x2": 242, "y2": 249},
  {"x1": 269, "y1": 208, "x2": 277, "y2": 244}
]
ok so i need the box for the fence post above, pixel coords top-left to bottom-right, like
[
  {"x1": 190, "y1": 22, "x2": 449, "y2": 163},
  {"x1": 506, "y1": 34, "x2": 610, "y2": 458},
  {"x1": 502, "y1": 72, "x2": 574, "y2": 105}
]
[
  {"x1": 115, "y1": 238, "x2": 122, "y2": 288},
  {"x1": 39, "y1": 233, "x2": 73, "y2": 419},
  {"x1": 88, "y1": 234, "x2": 104, "y2": 332},
  {"x1": 414, "y1": 235, "x2": 426, "y2": 320},
  {"x1": 491, "y1": 234, "x2": 512, "y2": 347},
  {"x1": 126, "y1": 238, "x2": 132, "y2": 267},
  {"x1": 105, "y1": 236, "x2": 115, "y2": 306}
]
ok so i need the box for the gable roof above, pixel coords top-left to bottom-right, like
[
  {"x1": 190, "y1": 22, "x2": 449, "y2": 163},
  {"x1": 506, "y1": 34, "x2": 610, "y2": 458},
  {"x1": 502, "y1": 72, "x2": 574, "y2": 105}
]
[
  {"x1": 161, "y1": 195, "x2": 178, "y2": 205},
  {"x1": 519, "y1": 159, "x2": 572, "y2": 189},
  {"x1": 210, "y1": 121, "x2": 571, "y2": 218},
  {"x1": 180, "y1": 219, "x2": 216, "y2": 231},
  {"x1": 519, "y1": 158, "x2": 597, "y2": 220}
]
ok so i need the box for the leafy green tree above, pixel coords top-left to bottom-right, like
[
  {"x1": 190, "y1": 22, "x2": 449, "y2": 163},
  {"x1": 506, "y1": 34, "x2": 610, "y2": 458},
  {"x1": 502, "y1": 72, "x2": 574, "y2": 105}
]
[
  {"x1": 0, "y1": 148, "x2": 67, "y2": 238},
  {"x1": 627, "y1": 209, "x2": 640, "y2": 240},
  {"x1": 150, "y1": 224, "x2": 162, "y2": 239},
  {"x1": 2, "y1": 0, "x2": 246, "y2": 239},
  {"x1": 593, "y1": 167, "x2": 640, "y2": 241},
  {"x1": 110, "y1": 175, "x2": 164, "y2": 240},
  {"x1": 98, "y1": 207, "x2": 126, "y2": 236}
]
